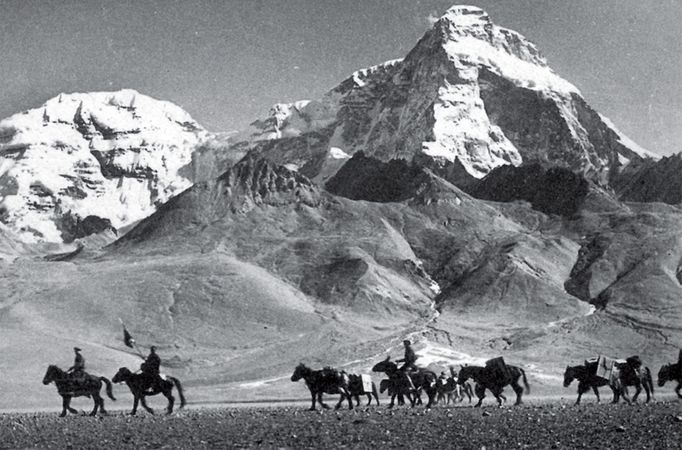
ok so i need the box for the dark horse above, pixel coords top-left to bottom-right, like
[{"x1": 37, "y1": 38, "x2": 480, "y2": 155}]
[
  {"x1": 290, "y1": 363, "x2": 353, "y2": 410},
  {"x1": 112, "y1": 367, "x2": 186, "y2": 415},
  {"x1": 436, "y1": 376, "x2": 473, "y2": 405},
  {"x1": 347, "y1": 373, "x2": 380, "y2": 406},
  {"x1": 563, "y1": 364, "x2": 619, "y2": 405},
  {"x1": 380, "y1": 379, "x2": 410, "y2": 406},
  {"x1": 458, "y1": 364, "x2": 529, "y2": 407},
  {"x1": 657, "y1": 362, "x2": 682, "y2": 398},
  {"x1": 42, "y1": 365, "x2": 116, "y2": 417},
  {"x1": 372, "y1": 357, "x2": 437, "y2": 408},
  {"x1": 614, "y1": 357, "x2": 654, "y2": 404}
]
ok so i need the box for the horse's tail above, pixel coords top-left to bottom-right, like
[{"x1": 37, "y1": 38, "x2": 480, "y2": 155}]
[
  {"x1": 171, "y1": 377, "x2": 186, "y2": 409},
  {"x1": 100, "y1": 377, "x2": 116, "y2": 401},
  {"x1": 520, "y1": 368, "x2": 530, "y2": 395}
]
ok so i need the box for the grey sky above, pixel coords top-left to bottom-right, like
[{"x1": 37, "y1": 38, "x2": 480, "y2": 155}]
[{"x1": 0, "y1": 0, "x2": 680, "y2": 155}]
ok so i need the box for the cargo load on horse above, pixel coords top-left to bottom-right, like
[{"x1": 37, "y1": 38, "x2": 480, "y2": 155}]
[{"x1": 485, "y1": 357, "x2": 513, "y2": 385}]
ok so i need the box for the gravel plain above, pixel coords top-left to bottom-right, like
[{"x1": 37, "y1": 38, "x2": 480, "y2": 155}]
[{"x1": 2, "y1": 400, "x2": 682, "y2": 449}]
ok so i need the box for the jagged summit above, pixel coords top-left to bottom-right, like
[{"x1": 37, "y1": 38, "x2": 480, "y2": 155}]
[
  {"x1": 231, "y1": 4, "x2": 652, "y2": 186},
  {"x1": 433, "y1": 5, "x2": 577, "y2": 95},
  {"x1": 0, "y1": 89, "x2": 207, "y2": 243}
]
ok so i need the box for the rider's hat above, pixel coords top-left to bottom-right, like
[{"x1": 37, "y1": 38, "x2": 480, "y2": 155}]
[
  {"x1": 150, "y1": 345, "x2": 157, "y2": 351},
  {"x1": 403, "y1": 339, "x2": 411, "y2": 345},
  {"x1": 74, "y1": 347, "x2": 82, "y2": 352}
]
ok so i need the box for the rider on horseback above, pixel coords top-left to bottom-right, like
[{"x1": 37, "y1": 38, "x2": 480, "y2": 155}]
[
  {"x1": 140, "y1": 346, "x2": 162, "y2": 390},
  {"x1": 67, "y1": 347, "x2": 85, "y2": 379},
  {"x1": 396, "y1": 339, "x2": 418, "y2": 390}
]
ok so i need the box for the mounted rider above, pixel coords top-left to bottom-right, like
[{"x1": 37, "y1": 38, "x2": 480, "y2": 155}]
[
  {"x1": 140, "y1": 346, "x2": 162, "y2": 390},
  {"x1": 67, "y1": 347, "x2": 85, "y2": 379},
  {"x1": 396, "y1": 339, "x2": 418, "y2": 389}
]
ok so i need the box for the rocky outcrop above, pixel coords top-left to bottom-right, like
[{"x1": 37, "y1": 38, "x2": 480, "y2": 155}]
[
  {"x1": 0, "y1": 89, "x2": 207, "y2": 243},
  {"x1": 470, "y1": 163, "x2": 590, "y2": 216},
  {"x1": 325, "y1": 152, "x2": 430, "y2": 202},
  {"x1": 118, "y1": 153, "x2": 320, "y2": 245},
  {"x1": 614, "y1": 153, "x2": 682, "y2": 204}
]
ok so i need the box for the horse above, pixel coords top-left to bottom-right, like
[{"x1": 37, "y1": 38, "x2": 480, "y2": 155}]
[
  {"x1": 563, "y1": 364, "x2": 619, "y2": 405},
  {"x1": 457, "y1": 364, "x2": 529, "y2": 407},
  {"x1": 658, "y1": 362, "x2": 682, "y2": 398},
  {"x1": 290, "y1": 363, "x2": 353, "y2": 410},
  {"x1": 112, "y1": 367, "x2": 186, "y2": 415},
  {"x1": 436, "y1": 376, "x2": 473, "y2": 405},
  {"x1": 42, "y1": 365, "x2": 116, "y2": 417},
  {"x1": 614, "y1": 357, "x2": 654, "y2": 404},
  {"x1": 346, "y1": 373, "x2": 380, "y2": 406},
  {"x1": 379, "y1": 379, "x2": 410, "y2": 406},
  {"x1": 371, "y1": 357, "x2": 437, "y2": 408}
]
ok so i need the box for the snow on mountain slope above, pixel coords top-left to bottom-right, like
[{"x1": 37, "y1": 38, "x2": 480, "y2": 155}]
[
  {"x1": 0, "y1": 89, "x2": 207, "y2": 243},
  {"x1": 232, "y1": 5, "x2": 654, "y2": 185}
]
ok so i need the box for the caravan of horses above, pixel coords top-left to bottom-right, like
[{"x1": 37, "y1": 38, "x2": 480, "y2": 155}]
[{"x1": 42, "y1": 348, "x2": 682, "y2": 415}]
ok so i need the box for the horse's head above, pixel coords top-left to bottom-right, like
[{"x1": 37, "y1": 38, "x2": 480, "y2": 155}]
[
  {"x1": 42, "y1": 365, "x2": 60, "y2": 385},
  {"x1": 658, "y1": 364, "x2": 674, "y2": 387},
  {"x1": 291, "y1": 363, "x2": 308, "y2": 382},
  {"x1": 112, "y1": 367, "x2": 131, "y2": 384},
  {"x1": 563, "y1": 366, "x2": 576, "y2": 387},
  {"x1": 457, "y1": 366, "x2": 472, "y2": 384},
  {"x1": 371, "y1": 356, "x2": 397, "y2": 374}
]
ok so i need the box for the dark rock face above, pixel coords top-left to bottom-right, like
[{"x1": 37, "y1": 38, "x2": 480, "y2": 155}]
[
  {"x1": 615, "y1": 154, "x2": 682, "y2": 204},
  {"x1": 564, "y1": 234, "x2": 612, "y2": 302},
  {"x1": 57, "y1": 213, "x2": 117, "y2": 242},
  {"x1": 325, "y1": 152, "x2": 429, "y2": 202},
  {"x1": 470, "y1": 163, "x2": 590, "y2": 216}
]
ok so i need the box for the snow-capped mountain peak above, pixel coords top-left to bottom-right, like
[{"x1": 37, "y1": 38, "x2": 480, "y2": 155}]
[
  {"x1": 230, "y1": 4, "x2": 652, "y2": 183},
  {"x1": 0, "y1": 89, "x2": 207, "y2": 243}
]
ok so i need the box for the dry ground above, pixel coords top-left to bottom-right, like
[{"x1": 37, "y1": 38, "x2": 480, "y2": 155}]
[{"x1": 2, "y1": 401, "x2": 682, "y2": 449}]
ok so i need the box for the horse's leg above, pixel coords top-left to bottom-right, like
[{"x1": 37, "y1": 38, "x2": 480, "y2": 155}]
[
  {"x1": 373, "y1": 385, "x2": 380, "y2": 406},
  {"x1": 474, "y1": 385, "x2": 484, "y2": 408},
  {"x1": 164, "y1": 389, "x2": 175, "y2": 414},
  {"x1": 632, "y1": 382, "x2": 641, "y2": 403},
  {"x1": 98, "y1": 393, "x2": 108, "y2": 415},
  {"x1": 365, "y1": 393, "x2": 371, "y2": 406},
  {"x1": 575, "y1": 383, "x2": 586, "y2": 405},
  {"x1": 65, "y1": 396, "x2": 78, "y2": 415},
  {"x1": 388, "y1": 393, "x2": 396, "y2": 408},
  {"x1": 60, "y1": 396, "x2": 69, "y2": 417},
  {"x1": 335, "y1": 392, "x2": 345, "y2": 410},
  {"x1": 644, "y1": 382, "x2": 651, "y2": 403},
  {"x1": 610, "y1": 384, "x2": 620, "y2": 404},
  {"x1": 90, "y1": 393, "x2": 100, "y2": 416},
  {"x1": 319, "y1": 392, "x2": 330, "y2": 410},
  {"x1": 309, "y1": 391, "x2": 317, "y2": 411},
  {"x1": 512, "y1": 382, "x2": 524, "y2": 405},
  {"x1": 140, "y1": 396, "x2": 155, "y2": 414},
  {"x1": 426, "y1": 388, "x2": 436, "y2": 409},
  {"x1": 592, "y1": 385, "x2": 600, "y2": 403},
  {"x1": 131, "y1": 396, "x2": 139, "y2": 415},
  {"x1": 620, "y1": 384, "x2": 631, "y2": 405}
]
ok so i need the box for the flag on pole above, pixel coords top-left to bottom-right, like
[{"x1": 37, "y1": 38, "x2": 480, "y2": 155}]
[{"x1": 123, "y1": 327, "x2": 135, "y2": 348}]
